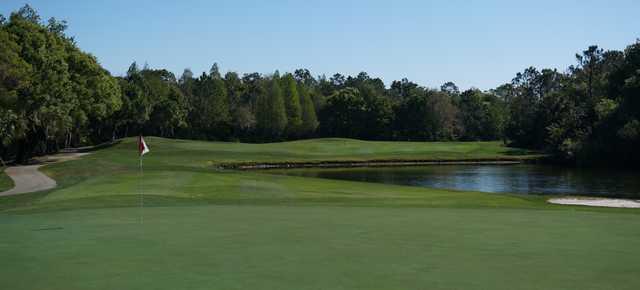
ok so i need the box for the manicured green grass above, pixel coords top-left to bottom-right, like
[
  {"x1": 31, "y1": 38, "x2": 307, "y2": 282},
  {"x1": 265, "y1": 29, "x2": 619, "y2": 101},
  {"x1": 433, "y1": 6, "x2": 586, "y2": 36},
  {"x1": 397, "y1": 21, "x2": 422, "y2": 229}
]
[
  {"x1": 0, "y1": 166, "x2": 14, "y2": 192},
  {"x1": 2, "y1": 205, "x2": 639, "y2": 290},
  {"x1": 0, "y1": 137, "x2": 546, "y2": 212},
  {"x1": 149, "y1": 137, "x2": 540, "y2": 166},
  {"x1": 1, "y1": 137, "x2": 638, "y2": 290}
]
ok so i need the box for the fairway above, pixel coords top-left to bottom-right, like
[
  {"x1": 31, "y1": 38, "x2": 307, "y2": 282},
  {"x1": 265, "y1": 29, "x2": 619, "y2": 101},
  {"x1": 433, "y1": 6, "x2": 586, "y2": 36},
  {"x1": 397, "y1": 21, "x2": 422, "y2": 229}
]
[
  {"x1": 1, "y1": 137, "x2": 639, "y2": 290},
  {"x1": 5, "y1": 137, "x2": 545, "y2": 211}
]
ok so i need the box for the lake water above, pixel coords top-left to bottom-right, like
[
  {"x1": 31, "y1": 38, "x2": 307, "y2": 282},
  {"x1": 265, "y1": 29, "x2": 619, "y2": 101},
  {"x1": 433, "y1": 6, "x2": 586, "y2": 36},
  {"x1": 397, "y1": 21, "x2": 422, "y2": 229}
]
[{"x1": 269, "y1": 164, "x2": 640, "y2": 198}]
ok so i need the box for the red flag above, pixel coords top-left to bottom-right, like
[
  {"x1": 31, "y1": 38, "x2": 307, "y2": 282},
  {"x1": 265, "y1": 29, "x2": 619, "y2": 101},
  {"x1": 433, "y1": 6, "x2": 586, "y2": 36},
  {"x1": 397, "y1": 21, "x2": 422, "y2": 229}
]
[{"x1": 138, "y1": 136, "x2": 150, "y2": 156}]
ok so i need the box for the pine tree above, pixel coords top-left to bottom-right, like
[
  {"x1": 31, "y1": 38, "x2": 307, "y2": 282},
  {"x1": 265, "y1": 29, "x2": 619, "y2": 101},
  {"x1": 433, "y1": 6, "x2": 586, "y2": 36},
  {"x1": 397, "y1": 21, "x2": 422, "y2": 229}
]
[
  {"x1": 298, "y1": 84, "x2": 318, "y2": 136},
  {"x1": 207, "y1": 77, "x2": 231, "y2": 138},
  {"x1": 256, "y1": 79, "x2": 287, "y2": 139},
  {"x1": 281, "y1": 74, "x2": 302, "y2": 135},
  {"x1": 189, "y1": 73, "x2": 231, "y2": 139}
]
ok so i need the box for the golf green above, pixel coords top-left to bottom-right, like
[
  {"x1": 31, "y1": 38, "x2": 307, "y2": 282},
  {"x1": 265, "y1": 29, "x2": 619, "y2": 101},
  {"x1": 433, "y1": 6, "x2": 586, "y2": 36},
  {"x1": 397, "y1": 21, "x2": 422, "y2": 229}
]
[
  {"x1": 1, "y1": 137, "x2": 639, "y2": 289},
  {"x1": 2, "y1": 205, "x2": 639, "y2": 290}
]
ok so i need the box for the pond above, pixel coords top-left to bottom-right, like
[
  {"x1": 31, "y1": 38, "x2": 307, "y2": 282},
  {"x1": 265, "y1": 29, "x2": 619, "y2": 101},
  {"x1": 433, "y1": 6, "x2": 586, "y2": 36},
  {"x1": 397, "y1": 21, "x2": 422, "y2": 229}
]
[{"x1": 269, "y1": 164, "x2": 640, "y2": 198}]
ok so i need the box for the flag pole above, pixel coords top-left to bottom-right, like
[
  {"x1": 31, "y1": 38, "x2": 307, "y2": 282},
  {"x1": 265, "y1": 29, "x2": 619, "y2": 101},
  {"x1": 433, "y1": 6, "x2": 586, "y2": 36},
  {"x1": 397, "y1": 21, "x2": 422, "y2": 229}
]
[
  {"x1": 139, "y1": 141, "x2": 144, "y2": 224},
  {"x1": 138, "y1": 135, "x2": 150, "y2": 224}
]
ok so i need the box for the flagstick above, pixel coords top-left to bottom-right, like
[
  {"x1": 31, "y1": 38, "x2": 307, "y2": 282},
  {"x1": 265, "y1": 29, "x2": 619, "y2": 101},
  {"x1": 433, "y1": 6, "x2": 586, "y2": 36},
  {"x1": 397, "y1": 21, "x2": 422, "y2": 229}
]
[{"x1": 139, "y1": 154, "x2": 144, "y2": 224}]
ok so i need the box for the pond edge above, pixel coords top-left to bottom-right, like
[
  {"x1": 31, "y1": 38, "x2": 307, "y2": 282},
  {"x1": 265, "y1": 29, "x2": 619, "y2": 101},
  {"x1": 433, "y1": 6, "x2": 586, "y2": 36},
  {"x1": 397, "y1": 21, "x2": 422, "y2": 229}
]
[{"x1": 218, "y1": 157, "x2": 545, "y2": 170}]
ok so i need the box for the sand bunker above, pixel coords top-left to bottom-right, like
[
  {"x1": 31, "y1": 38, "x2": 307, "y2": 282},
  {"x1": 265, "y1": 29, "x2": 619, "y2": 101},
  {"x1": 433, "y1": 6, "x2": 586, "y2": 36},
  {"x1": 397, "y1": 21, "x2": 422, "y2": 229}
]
[
  {"x1": 548, "y1": 197, "x2": 640, "y2": 208},
  {"x1": 0, "y1": 152, "x2": 89, "y2": 196}
]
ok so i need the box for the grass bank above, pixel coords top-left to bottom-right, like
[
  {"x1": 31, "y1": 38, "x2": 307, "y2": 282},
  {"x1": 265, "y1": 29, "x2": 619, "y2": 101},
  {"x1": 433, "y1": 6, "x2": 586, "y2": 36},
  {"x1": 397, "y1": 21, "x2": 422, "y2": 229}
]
[{"x1": 3, "y1": 137, "x2": 547, "y2": 212}]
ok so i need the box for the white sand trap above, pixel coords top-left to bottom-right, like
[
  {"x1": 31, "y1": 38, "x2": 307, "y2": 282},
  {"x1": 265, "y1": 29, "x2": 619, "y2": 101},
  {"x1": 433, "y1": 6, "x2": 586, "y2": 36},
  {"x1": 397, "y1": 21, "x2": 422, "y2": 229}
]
[{"x1": 548, "y1": 197, "x2": 640, "y2": 208}]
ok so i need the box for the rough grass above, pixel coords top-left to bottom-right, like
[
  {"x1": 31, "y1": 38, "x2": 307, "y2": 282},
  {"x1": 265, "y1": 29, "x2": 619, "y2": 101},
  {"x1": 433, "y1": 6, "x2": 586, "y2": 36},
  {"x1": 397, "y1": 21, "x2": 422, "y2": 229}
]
[
  {"x1": 0, "y1": 166, "x2": 14, "y2": 192},
  {"x1": 1, "y1": 137, "x2": 639, "y2": 290}
]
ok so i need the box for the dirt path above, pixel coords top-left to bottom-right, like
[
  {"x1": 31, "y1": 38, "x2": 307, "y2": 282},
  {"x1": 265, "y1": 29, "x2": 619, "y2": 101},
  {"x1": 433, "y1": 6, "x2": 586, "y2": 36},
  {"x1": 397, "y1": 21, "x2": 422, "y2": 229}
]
[{"x1": 0, "y1": 153, "x2": 89, "y2": 197}]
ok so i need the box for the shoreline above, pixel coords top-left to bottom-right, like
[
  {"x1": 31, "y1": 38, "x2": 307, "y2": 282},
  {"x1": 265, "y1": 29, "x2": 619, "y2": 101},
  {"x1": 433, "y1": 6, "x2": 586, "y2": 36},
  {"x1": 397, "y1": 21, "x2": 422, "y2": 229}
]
[{"x1": 219, "y1": 157, "x2": 542, "y2": 170}]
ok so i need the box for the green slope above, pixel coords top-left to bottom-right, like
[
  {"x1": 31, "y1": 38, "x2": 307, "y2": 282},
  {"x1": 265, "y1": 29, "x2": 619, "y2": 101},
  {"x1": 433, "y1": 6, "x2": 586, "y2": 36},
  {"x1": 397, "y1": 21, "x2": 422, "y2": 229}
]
[{"x1": 2, "y1": 137, "x2": 546, "y2": 212}]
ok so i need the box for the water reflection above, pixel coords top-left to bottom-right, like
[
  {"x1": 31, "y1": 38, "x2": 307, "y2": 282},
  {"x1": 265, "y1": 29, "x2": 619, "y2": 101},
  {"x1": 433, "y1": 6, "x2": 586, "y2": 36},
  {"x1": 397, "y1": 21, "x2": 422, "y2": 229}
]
[{"x1": 270, "y1": 165, "x2": 640, "y2": 198}]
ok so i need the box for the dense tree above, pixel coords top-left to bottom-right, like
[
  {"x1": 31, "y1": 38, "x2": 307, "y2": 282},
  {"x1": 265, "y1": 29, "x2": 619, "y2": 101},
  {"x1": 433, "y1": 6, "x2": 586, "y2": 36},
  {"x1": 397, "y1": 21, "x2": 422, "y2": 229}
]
[
  {"x1": 297, "y1": 83, "x2": 319, "y2": 136},
  {"x1": 141, "y1": 69, "x2": 187, "y2": 137},
  {"x1": 390, "y1": 78, "x2": 420, "y2": 100},
  {"x1": 504, "y1": 67, "x2": 548, "y2": 148},
  {"x1": 280, "y1": 74, "x2": 303, "y2": 136},
  {"x1": 114, "y1": 63, "x2": 152, "y2": 137},
  {"x1": 294, "y1": 68, "x2": 316, "y2": 87},
  {"x1": 359, "y1": 84, "x2": 394, "y2": 140},
  {"x1": 318, "y1": 87, "x2": 365, "y2": 138},
  {"x1": 498, "y1": 41, "x2": 640, "y2": 165},
  {"x1": 0, "y1": 26, "x2": 30, "y2": 149},
  {"x1": 1, "y1": 6, "x2": 121, "y2": 161},
  {"x1": 3, "y1": 5, "x2": 640, "y2": 168},
  {"x1": 458, "y1": 89, "x2": 488, "y2": 140},
  {"x1": 457, "y1": 89, "x2": 505, "y2": 141},
  {"x1": 440, "y1": 81, "x2": 460, "y2": 96},
  {"x1": 188, "y1": 70, "x2": 231, "y2": 139},
  {"x1": 394, "y1": 90, "x2": 459, "y2": 141},
  {"x1": 255, "y1": 77, "x2": 287, "y2": 139}
]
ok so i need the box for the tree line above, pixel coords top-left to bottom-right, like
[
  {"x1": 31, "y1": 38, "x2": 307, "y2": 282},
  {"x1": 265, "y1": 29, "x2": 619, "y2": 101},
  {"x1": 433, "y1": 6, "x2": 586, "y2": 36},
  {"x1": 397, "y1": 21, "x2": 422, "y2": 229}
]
[{"x1": 1, "y1": 5, "x2": 639, "y2": 167}]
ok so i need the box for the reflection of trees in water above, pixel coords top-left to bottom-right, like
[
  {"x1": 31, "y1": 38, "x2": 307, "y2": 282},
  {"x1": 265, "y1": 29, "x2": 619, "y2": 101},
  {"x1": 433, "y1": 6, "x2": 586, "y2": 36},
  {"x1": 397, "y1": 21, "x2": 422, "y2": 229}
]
[{"x1": 281, "y1": 165, "x2": 640, "y2": 198}]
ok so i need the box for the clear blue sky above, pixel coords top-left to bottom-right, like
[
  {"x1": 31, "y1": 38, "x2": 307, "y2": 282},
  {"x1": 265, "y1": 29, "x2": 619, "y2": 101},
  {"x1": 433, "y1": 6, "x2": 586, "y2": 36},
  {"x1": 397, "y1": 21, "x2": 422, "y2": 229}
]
[{"x1": 2, "y1": 0, "x2": 639, "y2": 90}]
